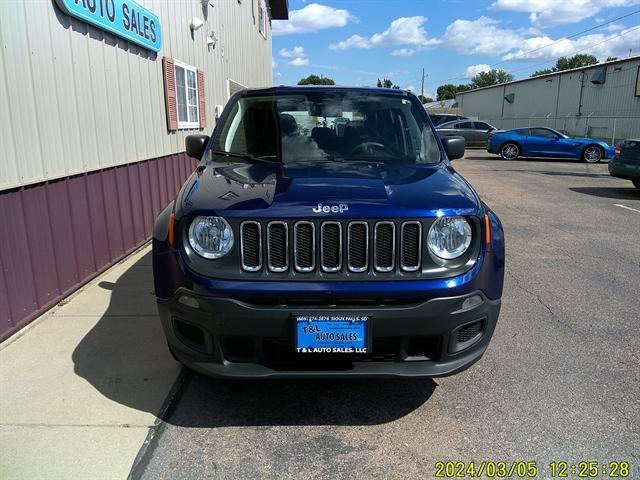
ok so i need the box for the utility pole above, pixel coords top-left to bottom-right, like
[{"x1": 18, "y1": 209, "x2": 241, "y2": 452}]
[{"x1": 420, "y1": 68, "x2": 425, "y2": 101}]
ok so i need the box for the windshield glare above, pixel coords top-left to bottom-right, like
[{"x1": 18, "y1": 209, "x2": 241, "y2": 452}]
[{"x1": 213, "y1": 91, "x2": 441, "y2": 164}]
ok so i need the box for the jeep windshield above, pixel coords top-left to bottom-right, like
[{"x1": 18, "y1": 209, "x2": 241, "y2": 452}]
[{"x1": 212, "y1": 90, "x2": 441, "y2": 165}]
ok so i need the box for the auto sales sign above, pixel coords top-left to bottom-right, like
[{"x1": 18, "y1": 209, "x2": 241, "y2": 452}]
[{"x1": 55, "y1": 0, "x2": 162, "y2": 52}]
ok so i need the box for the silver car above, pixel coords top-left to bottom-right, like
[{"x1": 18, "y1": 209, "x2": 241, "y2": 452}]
[{"x1": 437, "y1": 120, "x2": 496, "y2": 148}]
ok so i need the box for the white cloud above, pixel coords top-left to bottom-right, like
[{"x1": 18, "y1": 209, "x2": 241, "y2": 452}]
[
  {"x1": 463, "y1": 64, "x2": 492, "y2": 78},
  {"x1": 390, "y1": 48, "x2": 416, "y2": 56},
  {"x1": 420, "y1": 14, "x2": 638, "y2": 71},
  {"x1": 603, "y1": 22, "x2": 627, "y2": 32},
  {"x1": 370, "y1": 16, "x2": 436, "y2": 47},
  {"x1": 279, "y1": 46, "x2": 311, "y2": 68},
  {"x1": 502, "y1": 24, "x2": 640, "y2": 60},
  {"x1": 329, "y1": 16, "x2": 439, "y2": 50},
  {"x1": 279, "y1": 46, "x2": 306, "y2": 58},
  {"x1": 442, "y1": 16, "x2": 524, "y2": 55},
  {"x1": 273, "y1": 71, "x2": 283, "y2": 78},
  {"x1": 491, "y1": 0, "x2": 640, "y2": 27},
  {"x1": 329, "y1": 34, "x2": 372, "y2": 50},
  {"x1": 272, "y1": 59, "x2": 277, "y2": 69},
  {"x1": 289, "y1": 57, "x2": 310, "y2": 66},
  {"x1": 272, "y1": 3, "x2": 355, "y2": 35},
  {"x1": 404, "y1": 85, "x2": 436, "y2": 98},
  {"x1": 441, "y1": 15, "x2": 638, "y2": 62}
]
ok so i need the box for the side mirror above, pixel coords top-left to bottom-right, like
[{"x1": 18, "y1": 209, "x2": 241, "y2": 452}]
[
  {"x1": 185, "y1": 134, "x2": 210, "y2": 159},
  {"x1": 441, "y1": 136, "x2": 465, "y2": 160}
]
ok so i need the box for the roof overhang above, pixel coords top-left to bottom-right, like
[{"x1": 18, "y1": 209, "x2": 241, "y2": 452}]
[{"x1": 268, "y1": 0, "x2": 289, "y2": 19}]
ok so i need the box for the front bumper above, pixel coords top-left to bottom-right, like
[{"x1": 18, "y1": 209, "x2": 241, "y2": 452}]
[{"x1": 158, "y1": 289, "x2": 501, "y2": 378}]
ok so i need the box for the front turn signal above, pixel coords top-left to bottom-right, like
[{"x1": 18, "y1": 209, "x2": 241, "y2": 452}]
[
  {"x1": 168, "y1": 213, "x2": 175, "y2": 245},
  {"x1": 483, "y1": 213, "x2": 491, "y2": 246}
]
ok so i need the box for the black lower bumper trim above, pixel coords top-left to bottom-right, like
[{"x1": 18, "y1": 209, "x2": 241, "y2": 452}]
[{"x1": 158, "y1": 290, "x2": 501, "y2": 378}]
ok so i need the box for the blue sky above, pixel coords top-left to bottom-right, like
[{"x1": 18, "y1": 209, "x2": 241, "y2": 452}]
[{"x1": 271, "y1": 0, "x2": 640, "y2": 97}]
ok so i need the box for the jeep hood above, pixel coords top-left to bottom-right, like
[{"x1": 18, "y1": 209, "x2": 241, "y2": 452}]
[{"x1": 177, "y1": 161, "x2": 481, "y2": 218}]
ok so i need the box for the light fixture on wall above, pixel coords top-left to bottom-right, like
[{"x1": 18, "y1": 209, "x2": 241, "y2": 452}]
[
  {"x1": 190, "y1": 17, "x2": 204, "y2": 31},
  {"x1": 207, "y1": 31, "x2": 218, "y2": 48},
  {"x1": 590, "y1": 67, "x2": 607, "y2": 85}
]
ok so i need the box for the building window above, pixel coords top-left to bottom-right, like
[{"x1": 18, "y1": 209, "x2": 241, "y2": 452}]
[
  {"x1": 258, "y1": 0, "x2": 267, "y2": 38},
  {"x1": 174, "y1": 60, "x2": 200, "y2": 129}
]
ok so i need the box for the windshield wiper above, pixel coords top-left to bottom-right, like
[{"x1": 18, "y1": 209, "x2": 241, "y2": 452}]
[{"x1": 212, "y1": 150, "x2": 278, "y2": 164}]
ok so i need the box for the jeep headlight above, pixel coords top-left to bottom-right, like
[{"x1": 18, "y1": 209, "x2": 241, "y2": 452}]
[
  {"x1": 427, "y1": 216, "x2": 472, "y2": 260},
  {"x1": 188, "y1": 216, "x2": 234, "y2": 259}
]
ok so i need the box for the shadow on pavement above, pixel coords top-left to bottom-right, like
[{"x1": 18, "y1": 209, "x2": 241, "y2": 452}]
[
  {"x1": 569, "y1": 186, "x2": 640, "y2": 200},
  {"x1": 489, "y1": 169, "x2": 610, "y2": 178},
  {"x1": 467, "y1": 154, "x2": 583, "y2": 163},
  {"x1": 540, "y1": 171, "x2": 611, "y2": 178},
  {"x1": 166, "y1": 371, "x2": 437, "y2": 427},
  {"x1": 71, "y1": 252, "x2": 181, "y2": 421},
  {"x1": 72, "y1": 251, "x2": 436, "y2": 427}
]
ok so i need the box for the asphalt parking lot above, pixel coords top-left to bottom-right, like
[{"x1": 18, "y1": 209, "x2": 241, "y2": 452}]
[{"x1": 134, "y1": 152, "x2": 640, "y2": 480}]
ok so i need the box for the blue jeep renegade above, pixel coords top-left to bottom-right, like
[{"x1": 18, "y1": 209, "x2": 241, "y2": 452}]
[{"x1": 153, "y1": 86, "x2": 505, "y2": 378}]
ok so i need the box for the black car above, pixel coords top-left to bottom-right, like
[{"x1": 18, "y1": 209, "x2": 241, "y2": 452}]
[
  {"x1": 437, "y1": 120, "x2": 496, "y2": 148},
  {"x1": 428, "y1": 113, "x2": 469, "y2": 126},
  {"x1": 609, "y1": 139, "x2": 640, "y2": 189}
]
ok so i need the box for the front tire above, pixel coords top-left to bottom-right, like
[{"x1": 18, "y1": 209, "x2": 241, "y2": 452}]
[
  {"x1": 500, "y1": 142, "x2": 519, "y2": 160},
  {"x1": 633, "y1": 179, "x2": 640, "y2": 190},
  {"x1": 582, "y1": 146, "x2": 603, "y2": 163}
]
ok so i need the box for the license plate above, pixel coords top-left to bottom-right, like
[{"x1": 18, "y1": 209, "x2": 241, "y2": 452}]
[{"x1": 294, "y1": 314, "x2": 369, "y2": 354}]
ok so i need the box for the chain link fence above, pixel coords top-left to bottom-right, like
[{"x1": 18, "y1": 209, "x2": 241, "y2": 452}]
[{"x1": 466, "y1": 113, "x2": 640, "y2": 145}]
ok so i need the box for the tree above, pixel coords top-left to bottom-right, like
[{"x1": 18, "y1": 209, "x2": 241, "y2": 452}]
[
  {"x1": 530, "y1": 68, "x2": 555, "y2": 77},
  {"x1": 469, "y1": 69, "x2": 514, "y2": 89},
  {"x1": 418, "y1": 95, "x2": 434, "y2": 104},
  {"x1": 606, "y1": 56, "x2": 618, "y2": 62},
  {"x1": 556, "y1": 54, "x2": 597, "y2": 71},
  {"x1": 297, "y1": 74, "x2": 335, "y2": 85},
  {"x1": 436, "y1": 83, "x2": 470, "y2": 101},
  {"x1": 530, "y1": 54, "x2": 599, "y2": 77},
  {"x1": 377, "y1": 78, "x2": 400, "y2": 89}
]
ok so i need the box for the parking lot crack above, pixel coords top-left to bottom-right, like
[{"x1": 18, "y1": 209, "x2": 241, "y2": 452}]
[{"x1": 506, "y1": 270, "x2": 557, "y2": 320}]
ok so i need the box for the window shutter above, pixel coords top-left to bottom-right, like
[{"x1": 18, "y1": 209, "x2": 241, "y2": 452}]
[
  {"x1": 162, "y1": 57, "x2": 178, "y2": 131},
  {"x1": 197, "y1": 69, "x2": 206, "y2": 129}
]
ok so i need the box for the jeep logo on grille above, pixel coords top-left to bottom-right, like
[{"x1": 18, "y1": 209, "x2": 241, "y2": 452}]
[{"x1": 312, "y1": 203, "x2": 349, "y2": 214}]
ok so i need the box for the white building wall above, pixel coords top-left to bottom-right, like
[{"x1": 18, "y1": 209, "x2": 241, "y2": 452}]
[
  {"x1": 457, "y1": 58, "x2": 640, "y2": 142},
  {"x1": 0, "y1": 0, "x2": 273, "y2": 190}
]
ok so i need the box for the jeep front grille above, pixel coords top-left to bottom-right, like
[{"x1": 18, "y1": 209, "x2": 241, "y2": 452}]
[
  {"x1": 294, "y1": 221, "x2": 315, "y2": 272},
  {"x1": 267, "y1": 221, "x2": 288, "y2": 272},
  {"x1": 240, "y1": 221, "x2": 262, "y2": 271},
  {"x1": 347, "y1": 222, "x2": 368, "y2": 272},
  {"x1": 374, "y1": 221, "x2": 395, "y2": 272},
  {"x1": 241, "y1": 220, "x2": 423, "y2": 274},
  {"x1": 321, "y1": 222, "x2": 342, "y2": 272},
  {"x1": 400, "y1": 221, "x2": 422, "y2": 271}
]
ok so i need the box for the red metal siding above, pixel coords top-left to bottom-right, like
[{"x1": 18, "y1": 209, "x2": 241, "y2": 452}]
[
  {"x1": 0, "y1": 153, "x2": 196, "y2": 341},
  {"x1": 22, "y1": 186, "x2": 60, "y2": 308},
  {"x1": 0, "y1": 190, "x2": 39, "y2": 328}
]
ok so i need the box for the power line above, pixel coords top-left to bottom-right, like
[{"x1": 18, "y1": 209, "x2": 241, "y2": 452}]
[
  {"x1": 441, "y1": 10, "x2": 640, "y2": 82},
  {"x1": 493, "y1": 24, "x2": 640, "y2": 78},
  {"x1": 490, "y1": 10, "x2": 640, "y2": 67}
]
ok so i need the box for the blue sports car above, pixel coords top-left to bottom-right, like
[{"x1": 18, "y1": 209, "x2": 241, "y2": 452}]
[{"x1": 487, "y1": 127, "x2": 614, "y2": 163}]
